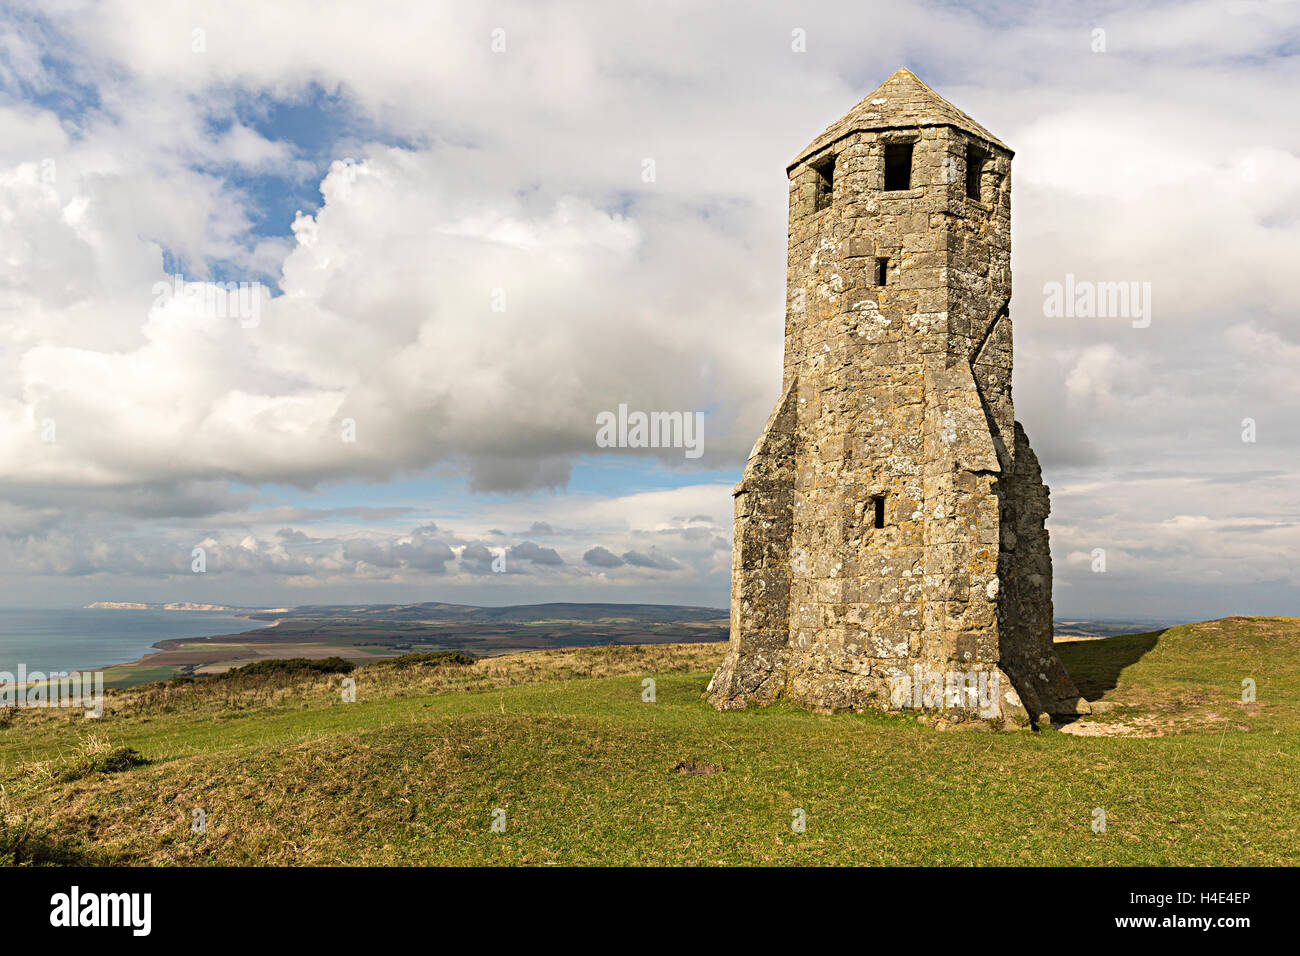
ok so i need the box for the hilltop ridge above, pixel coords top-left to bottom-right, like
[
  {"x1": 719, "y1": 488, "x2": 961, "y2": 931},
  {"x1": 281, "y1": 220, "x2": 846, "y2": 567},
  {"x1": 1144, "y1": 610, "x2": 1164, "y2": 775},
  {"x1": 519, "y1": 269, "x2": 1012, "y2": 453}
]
[{"x1": 2, "y1": 616, "x2": 1296, "y2": 865}]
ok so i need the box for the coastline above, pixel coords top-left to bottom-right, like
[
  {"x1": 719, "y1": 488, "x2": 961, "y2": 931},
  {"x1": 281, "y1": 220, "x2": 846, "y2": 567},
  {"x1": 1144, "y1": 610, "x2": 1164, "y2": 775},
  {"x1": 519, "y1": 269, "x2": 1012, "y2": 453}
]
[
  {"x1": 0, "y1": 608, "x2": 283, "y2": 682},
  {"x1": 94, "y1": 617, "x2": 282, "y2": 674},
  {"x1": 77, "y1": 606, "x2": 736, "y2": 688}
]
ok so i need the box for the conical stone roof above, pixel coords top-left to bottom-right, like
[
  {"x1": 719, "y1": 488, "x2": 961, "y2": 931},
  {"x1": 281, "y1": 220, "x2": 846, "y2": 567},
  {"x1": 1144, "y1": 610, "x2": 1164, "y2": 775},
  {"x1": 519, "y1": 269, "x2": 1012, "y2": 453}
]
[{"x1": 789, "y1": 68, "x2": 1010, "y2": 169}]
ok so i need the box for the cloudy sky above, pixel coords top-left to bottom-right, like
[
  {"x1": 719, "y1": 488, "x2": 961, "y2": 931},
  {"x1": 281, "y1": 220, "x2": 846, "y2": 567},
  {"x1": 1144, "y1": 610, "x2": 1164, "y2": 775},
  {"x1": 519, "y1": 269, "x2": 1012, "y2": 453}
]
[{"x1": 1, "y1": 0, "x2": 1297, "y2": 619}]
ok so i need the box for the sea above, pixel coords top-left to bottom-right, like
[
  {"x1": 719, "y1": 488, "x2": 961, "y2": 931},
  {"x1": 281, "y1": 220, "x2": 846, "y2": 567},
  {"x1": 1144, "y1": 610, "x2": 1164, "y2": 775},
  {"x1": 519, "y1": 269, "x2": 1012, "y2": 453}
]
[{"x1": 0, "y1": 608, "x2": 274, "y2": 674}]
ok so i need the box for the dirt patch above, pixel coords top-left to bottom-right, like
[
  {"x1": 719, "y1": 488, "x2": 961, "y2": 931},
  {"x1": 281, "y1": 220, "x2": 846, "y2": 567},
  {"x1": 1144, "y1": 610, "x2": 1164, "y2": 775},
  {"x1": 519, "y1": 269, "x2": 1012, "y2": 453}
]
[
  {"x1": 674, "y1": 759, "x2": 722, "y2": 776},
  {"x1": 1059, "y1": 719, "x2": 1158, "y2": 738},
  {"x1": 1059, "y1": 711, "x2": 1224, "y2": 738}
]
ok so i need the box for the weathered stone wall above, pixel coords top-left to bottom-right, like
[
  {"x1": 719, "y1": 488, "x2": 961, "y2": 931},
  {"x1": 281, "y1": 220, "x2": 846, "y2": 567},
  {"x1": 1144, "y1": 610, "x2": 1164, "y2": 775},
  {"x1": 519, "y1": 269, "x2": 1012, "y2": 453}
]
[
  {"x1": 785, "y1": 129, "x2": 939, "y2": 711},
  {"x1": 710, "y1": 69, "x2": 1087, "y2": 724},
  {"x1": 709, "y1": 383, "x2": 796, "y2": 708},
  {"x1": 922, "y1": 126, "x2": 1016, "y2": 713},
  {"x1": 996, "y1": 423, "x2": 1088, "y2": 716}
]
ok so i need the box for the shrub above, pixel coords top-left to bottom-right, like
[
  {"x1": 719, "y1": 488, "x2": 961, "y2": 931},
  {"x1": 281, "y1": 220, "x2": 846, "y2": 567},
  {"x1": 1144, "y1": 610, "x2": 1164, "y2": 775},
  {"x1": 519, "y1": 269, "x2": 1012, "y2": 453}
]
[
  {"x1": 55, "y1": 744, "x2": 149, "y2": 783},
  {"x1": 214, "y1": 656, "x2": 355, "y2": 680},
  {"x1": 374, "y1": 651, "x2": 475, "y2": 669}
]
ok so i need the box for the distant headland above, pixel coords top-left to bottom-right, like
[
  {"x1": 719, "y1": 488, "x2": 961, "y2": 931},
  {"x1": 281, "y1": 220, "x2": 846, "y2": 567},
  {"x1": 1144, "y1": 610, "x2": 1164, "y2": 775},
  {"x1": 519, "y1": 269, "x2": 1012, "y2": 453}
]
[{"x1": 84, "y1": 602, "x2": 290, "y2": 613}]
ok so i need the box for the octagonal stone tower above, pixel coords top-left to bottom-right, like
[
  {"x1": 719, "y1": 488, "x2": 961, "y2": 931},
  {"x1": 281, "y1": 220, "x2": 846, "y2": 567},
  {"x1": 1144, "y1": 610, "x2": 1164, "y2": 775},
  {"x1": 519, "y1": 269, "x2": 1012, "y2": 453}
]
[{"x1": 708, "y1": 69, "x2": 1089, "y2": 725}]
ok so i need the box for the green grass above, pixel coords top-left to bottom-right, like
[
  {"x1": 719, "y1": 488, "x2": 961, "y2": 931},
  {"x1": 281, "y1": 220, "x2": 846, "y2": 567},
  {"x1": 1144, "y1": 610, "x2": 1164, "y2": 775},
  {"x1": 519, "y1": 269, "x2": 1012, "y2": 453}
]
[
  {"x1": 101, "y1": 665, "x2": 181, "y2": 690},
  {"x1": 1, "y1": 619, "x2": 1297, "y2": 865}
]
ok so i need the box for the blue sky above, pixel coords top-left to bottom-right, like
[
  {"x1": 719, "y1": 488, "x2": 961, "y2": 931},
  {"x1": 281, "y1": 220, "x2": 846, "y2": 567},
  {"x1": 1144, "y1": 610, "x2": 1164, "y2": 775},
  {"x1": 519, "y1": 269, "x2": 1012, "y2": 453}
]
[{"x1": 0, "y1": 0, "x2": 1298, "y2": 618}]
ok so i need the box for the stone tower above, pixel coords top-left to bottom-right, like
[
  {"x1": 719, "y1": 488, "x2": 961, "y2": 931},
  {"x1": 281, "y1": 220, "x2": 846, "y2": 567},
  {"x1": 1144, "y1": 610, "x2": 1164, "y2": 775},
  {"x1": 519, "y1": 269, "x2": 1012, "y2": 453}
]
[{"x1": 709, "y1": 69, "x2": 1088, "y2": 725}]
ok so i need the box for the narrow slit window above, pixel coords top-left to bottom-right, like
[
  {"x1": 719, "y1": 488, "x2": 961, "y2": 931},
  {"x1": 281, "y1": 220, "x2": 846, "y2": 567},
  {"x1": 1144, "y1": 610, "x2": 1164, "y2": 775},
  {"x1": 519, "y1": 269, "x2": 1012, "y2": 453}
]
[
  {"x1": 966, "y1": 143, "x2": 987, "y2": 201},
  {"x1": 874, "y1": 257, "x2": 888, "y2": 286},
  {"x1": 812, "y1": 155, "x2": 835, "y2": 212},
  {"x1": 872, "y1": 495, "x2": 886, "y2": 529},
  {"x1": 884, "y1": 142, "x2": 913, "y2": 191}
]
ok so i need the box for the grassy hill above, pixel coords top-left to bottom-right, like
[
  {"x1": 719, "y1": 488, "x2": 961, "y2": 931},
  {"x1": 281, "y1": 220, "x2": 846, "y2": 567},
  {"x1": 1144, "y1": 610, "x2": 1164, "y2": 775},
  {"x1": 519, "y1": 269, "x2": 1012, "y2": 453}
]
[{"x1": 2, "y1": 617, "x2": 1297, "y2": 866}]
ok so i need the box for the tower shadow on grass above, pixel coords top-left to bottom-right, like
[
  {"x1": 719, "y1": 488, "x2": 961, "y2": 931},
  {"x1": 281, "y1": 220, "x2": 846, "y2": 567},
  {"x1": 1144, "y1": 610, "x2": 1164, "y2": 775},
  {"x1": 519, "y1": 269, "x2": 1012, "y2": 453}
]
[{"x1": 1054, "y1": 629, "x2": 1165, "y2": 702}]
